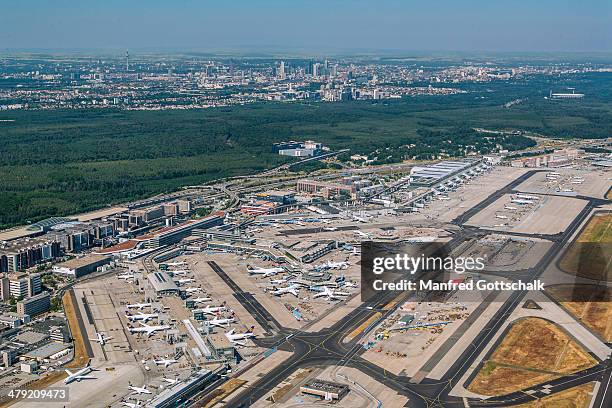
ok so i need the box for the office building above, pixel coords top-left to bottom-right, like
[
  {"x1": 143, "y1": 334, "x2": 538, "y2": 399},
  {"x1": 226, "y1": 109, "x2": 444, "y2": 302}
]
[
  {"x1": 17, "y1": 291, "x2": 51, "y2": 317},
  {"x1": 8, "y1": 273, "x2": 41, "y2": 298}
]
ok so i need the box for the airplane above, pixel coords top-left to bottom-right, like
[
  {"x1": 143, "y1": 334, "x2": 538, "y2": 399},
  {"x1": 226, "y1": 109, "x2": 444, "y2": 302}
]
[
  {"x1": 494, "y1": 223, "x2": 508, "y2": 227},
  {"x1": 64, "y1": 361, "x2": 96, "y2": 384},
  {"x1": 199, "y1": 305, "x2": 227, "y2": 315},
  {"x1": 162, "y1": 377, "x2": 181, "y2": 385},
  {"x1": 322, "y1": 226, "x2": 338, "y2": 231},
  {"x1": 343, "y1": 281, "x2": 358, "y2": 288},
  {"x1": 164, "y1": 261, "x2": 187, "y2": 267},
  {"x1": 169, "y1": 270, "x2": 189, "y2": 276},
  {"x1": 117, "y1": 272, "x2": 136, "y2": 280},
  {"x1": 438, "y1": 196, "x2": 450, "y2": 201},
  {"x1": 504, "y1": 206, "x2": 518, "y2": 210},
  {"x1": 206, "y1": 316, "x2": 235, "y2": 328},
  {"x1": 225, "y1": 327, "x2": 256, "y2": 346},
  {"x1": 126, "y1": 302, "x2": 151, "y2": 310},
  {"x1": 571, "y1": 180, "x2": 583, "y2": 184},
  {"x1": 516, "y1": 193, "x2": 539, "y2": 200},
  {"x1": 89, "y1": 332, "x2": 113, "y2": 346},
  {"x1": 495, "y1": 215, "x2": 508, "y2": 220},
  {"x1": 191, "y1": 296, "x2": 212, "y2": 304},
  {"x1": 185, "y1": 287, "x2": 201, "y2": 293},
  {"x1": 128, "y1": 322, "x2": 171, "y2": 337},
  {"x1": 126, "y1": 312, "x2": 159, "y2": 322},
  {"x1": 174, "y1": 278, "x2": 195, "y2": 285},
  {"x1": 313, "y1": 286, "x2": 350, "y2": 301},
  {"x1": 270, "y1": 284, "x2": 300, "y2": 297},
  {"x1": 316, "y1": 260, "x2": 349, "y2": 270},
  {"x1": 154, "y1": 358, "x2": 178, "y2": 368},
  {"x1": 269, "y1": 276, "x2": 291, "y2": 285},
  {"x1": 129, "y1": 383, "x2": 152, "y2": 395},
  {"x1": 511, "y1": 198, "x2": 534, "y2": 205},
  {"x1": 247, "y1": 266, "x2": 283, "y2": 277},
  {"x1": 121, "y1": 400, "x2": 143, "y2": 408}
]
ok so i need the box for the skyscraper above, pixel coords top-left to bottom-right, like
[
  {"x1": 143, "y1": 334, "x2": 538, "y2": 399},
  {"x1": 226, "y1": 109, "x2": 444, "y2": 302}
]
[{"x1": 278, "y1": 61, "x2": 286, "y2": 80}]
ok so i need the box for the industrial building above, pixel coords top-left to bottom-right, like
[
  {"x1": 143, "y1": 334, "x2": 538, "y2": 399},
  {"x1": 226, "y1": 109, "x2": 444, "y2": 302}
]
[
  {"x1": 52, "y1": 254, "x2": 111, "y2": 278},
  {"x1": 148, "y1": 271, "x2": 181, "y2": 296},
  {"x1": 300, "y1": 379, "x2": 349, "y2": 401}
]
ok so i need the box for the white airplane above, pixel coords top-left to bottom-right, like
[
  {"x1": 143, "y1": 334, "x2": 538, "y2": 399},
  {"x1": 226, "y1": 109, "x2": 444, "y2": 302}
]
[
  {"x1": 117, "y1": 272, "x2": 135, "y2": 280},
  {"x1": 269, "y1": 276, "x2": 291, "y2": 285},
  {"x1": 270, "y1": 284, "x2": 300, "y2": 297},
  {"x1": 169, "y1": 270, "x2": 189, "y2": 276},
  {"x1": 191, "y1": 296, "x2": 212, "y2": 304},
  {"x1": 126, "y1": 302, "x2": 151, "y2": 310},
  {"x1": 199, "y1": 305, "x2": 227, "y2": 315},
  {"x1": 438, "y1": 196, "x2": 450, "y2": 201},
  {"x1": 494, "y1": 223, "x2": 508, "y2": 227},
  {"x1": 89, "y1": 332, "x2": 113, "y2": 346},
  {"x1": 175, "y1": 278, "x2": 195, "y2": 285},
  {"x1": 162, "y1": 377, "x2": 181, "y2": 385},
  {"x1": 516, "y1": 193, "x2": 539, "y2": 200},
  {"x1": 504, "y1": 206, "x2": 518, "y2": 210},
  {"x1": 164, "y1": 261, "x2": 187, "y2": 266},
  {"x1": 185, "y1": 287, "x2": 201, "y2": 293},
  {"x1": 121, "y1": 400, "x2": 142, "y2": 408},
  {"x1": 128, "y1": 322, "x2": 170, "y2": 337},
  {"x1": 225, "y1": 327, "x2": 256, "y2": 346},
  {"x1": 129, "y1": 383, "x2": 152, "y2": 395},
  {"x1": 247, "y1": 266, "x2": 284, "y2": 277},
  {"x1": 126, "y1": 312, "x2": 159, "y2": 322},
  {"x1": 322, "y1": 226, "x2": 338, "y2": 231},
  {"x1": 64, "y1": 362, "x2": 96, "y2": 384},
  {"x1": 321, "y1": 260, "x2": 349, "y2": 269},
  {"x1": 511, "y1": 198, "x2": 534, "y2": 205},
  {"x1": 343, "y1": 281, "x2": 358, "y2": 288},
  {"x1": 207, "y1": 317, "x2": 235, "y2": 328},
  {"x1": 313, "y1": 286, "x2": 350, "y2": 301},
  {"x1": 571, "y1": 180, "x2": 583, "y2": 184},
  {"x1": 154, "y1": 358, "x2": 178, "y2": 368},
  {"x1": 495, "y1": 215, "x2": 508, "y2": 220}
]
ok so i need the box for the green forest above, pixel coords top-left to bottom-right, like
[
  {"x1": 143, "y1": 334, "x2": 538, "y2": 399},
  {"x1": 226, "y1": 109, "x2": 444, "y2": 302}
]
[{"x1": 1, "y1": 73, "x2": 611, "y2": 228}]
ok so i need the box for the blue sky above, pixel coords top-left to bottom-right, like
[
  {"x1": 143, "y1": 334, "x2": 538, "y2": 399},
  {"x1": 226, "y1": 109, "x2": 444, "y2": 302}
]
[{"x1": 1, "y1": 0, "x2": 610, "y2": 52}]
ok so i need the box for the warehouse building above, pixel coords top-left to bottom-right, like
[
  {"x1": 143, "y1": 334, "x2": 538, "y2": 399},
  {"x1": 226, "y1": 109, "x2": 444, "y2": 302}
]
[{"x1": 52, "y1": 254, "x2": 111, "y2": 278}]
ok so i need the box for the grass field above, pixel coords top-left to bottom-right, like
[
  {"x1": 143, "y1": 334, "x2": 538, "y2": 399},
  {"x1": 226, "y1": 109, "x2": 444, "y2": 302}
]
[
  {"x1": 62, "y1": 290, "x2": 91, "y2": 369},
  {"x1": 559, "y1": 214, "x2": 612, "y2": 281},
  {"x1": 547, "y1": 284, "x2": 612, "y2": 342},
  {"x1": 468, "y1": 318, "x2": 597, "y2": 396}
]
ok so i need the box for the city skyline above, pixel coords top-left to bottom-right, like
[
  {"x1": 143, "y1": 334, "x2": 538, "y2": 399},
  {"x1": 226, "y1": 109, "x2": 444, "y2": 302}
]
[{"x1": 1, "y1": 0, "x2": 611, "y2": 53}]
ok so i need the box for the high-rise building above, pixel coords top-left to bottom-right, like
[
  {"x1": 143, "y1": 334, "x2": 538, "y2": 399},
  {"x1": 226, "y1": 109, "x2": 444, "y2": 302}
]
[{"x1": 278, "y1": 61, "x2": 286, "y2": 80}]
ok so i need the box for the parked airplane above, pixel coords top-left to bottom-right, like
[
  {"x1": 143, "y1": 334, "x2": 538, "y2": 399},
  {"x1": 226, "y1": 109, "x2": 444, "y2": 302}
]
[
  {"x1": 269, "y1": 276, "x2": 291, "y2": 285},
  {"x1": 185, "y1": 287, "x2": 201, "y2": 293},
  {"x1": 206, "y1": 317, "x2": 235, "y2": 328},
  {"x1": 516, "y1": 193, "x2": 539, "y2": 200},
  {"x1": 162, "y1": 377, "x2": 181, "y2": 385},
  {"x1": 494, "y1": 223, "x2": 508, "y2": 227},
  {"x1": 128, "y1": 322, "x2": 170, "y2": 337},
  {"x1": 313, "y1": 286, "x2": 350, "y2": 301},
  {"x1": 316, "y1": 260, "x2": 349, "y2": 270},
  {"x1": 121, "y1": 400, "x2": 143, "y2": 408},
  {"x1": 64, "y1": 361, "x2": 96, "y2": 384},
  {"x1": 126, "y1": 302, "x2": 151, "y2": 310},
  {"x1": 495, "y1": 215, "x2": 508, "y2": 220},
  {"x1": 354, "y1": 230, "x2": 371, "y2": 239},
  {"x1": 199, "y1": 305, "x2": 227, "y2": 315},
  {"x1": 270, "y1": 284, "x2": 300, "y2": 297},
  {"x1": 191, "y1": 296, "x2": 212, "y2": 304},
  {"x1": 504, "y1": 206, "x2": 518, "y2": 210},
  {"x1": 511, "y1": 198, "x2": 534, "y2": 205},
  {"x1": 225, "y1": 327, "x2": 256, "y2": 346},
  {"x1": 154, "y1": 358, "x2": 178, "y2": 368},
  {"x1": 164, "y1": 261, "x2": 187, "y2": 267},
  {"x1": 126, "y1": 312, "x2": 158, "y2": 322},
  {"x1": 174, "y1": 278, "x2": 195, "y2": 285},
  {"x1": 247, "y1": 266, "x2": 283, "y2": 277},
  {"x1": 89, "y1": 332, "x2": 112, "y2": 346},
  {"x1": 169, "y1": 270, "x2": 189, "y2": 276},
  {"x1": 322, "y1": 226, "x2": 338, "y2": 231},
  {"x1": 129, "y1": 383, "x2": 152, "y2": 395}
]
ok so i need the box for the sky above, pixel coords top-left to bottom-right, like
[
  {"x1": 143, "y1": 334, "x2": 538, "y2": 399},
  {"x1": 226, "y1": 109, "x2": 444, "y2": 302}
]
[{"x1": 1, "y1": 0, "x2": 611, "y2": 53}]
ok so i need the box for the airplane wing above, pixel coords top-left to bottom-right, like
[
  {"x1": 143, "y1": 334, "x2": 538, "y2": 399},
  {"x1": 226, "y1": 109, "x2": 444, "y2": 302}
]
[
  {"x1": 76, "y1": 375, "x2": 96, "y2": 381},
  {"x1": 231, "y1": 339, "x2": 247, "y2": 346}
]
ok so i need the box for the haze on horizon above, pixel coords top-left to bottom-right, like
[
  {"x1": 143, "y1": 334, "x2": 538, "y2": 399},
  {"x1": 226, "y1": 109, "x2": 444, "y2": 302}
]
[{"x1": 0, "y1": 0, "x2": 611, "y2": 53}]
